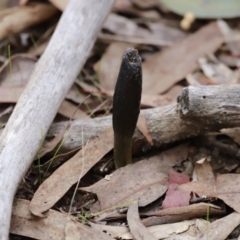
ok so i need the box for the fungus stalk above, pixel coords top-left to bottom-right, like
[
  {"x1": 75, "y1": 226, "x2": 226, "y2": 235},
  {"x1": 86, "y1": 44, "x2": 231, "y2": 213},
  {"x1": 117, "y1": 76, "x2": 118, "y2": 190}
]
[{"x1": 112, "y1": 48, "x2": 142, "y2": 168}]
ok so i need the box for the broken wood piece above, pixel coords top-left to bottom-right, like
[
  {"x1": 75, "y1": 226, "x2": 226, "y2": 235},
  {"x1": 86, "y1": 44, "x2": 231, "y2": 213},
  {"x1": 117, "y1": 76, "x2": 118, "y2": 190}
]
[
  {"x1": 47, "y1": 84, "x2": 240, "y2": 154},
  {"x1": 177, "y1": 84, "x2": 240, "y2": 123}
]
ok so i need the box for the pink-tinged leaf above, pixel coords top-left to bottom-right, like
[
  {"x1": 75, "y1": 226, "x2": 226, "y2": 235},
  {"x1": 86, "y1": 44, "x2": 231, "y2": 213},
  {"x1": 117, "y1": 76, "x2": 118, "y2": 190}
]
[{"x1": 162, "y1": 169, "x2": 190, "y2": 209}]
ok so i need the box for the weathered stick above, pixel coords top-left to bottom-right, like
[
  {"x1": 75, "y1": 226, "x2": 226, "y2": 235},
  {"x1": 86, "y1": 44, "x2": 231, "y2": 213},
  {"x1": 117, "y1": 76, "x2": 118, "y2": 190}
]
[
  {"x1": 177, "y1": 84, "x2": 240, "y2": 122},
  {"x1": 47, "y1": 84, "x2": 240, "y2": 153},
  {"x1": 0, "y1": 0, "x2": 114, "y2": 238}
]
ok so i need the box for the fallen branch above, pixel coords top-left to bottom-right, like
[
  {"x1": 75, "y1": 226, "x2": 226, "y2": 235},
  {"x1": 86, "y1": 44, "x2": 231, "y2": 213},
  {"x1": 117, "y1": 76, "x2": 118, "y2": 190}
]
[
  {"x1": 0, "y1": 0, "x2": 114, "y2": 238},
  {"x1": 48, "y1": 84, "x2": 240, "y2": 153}
]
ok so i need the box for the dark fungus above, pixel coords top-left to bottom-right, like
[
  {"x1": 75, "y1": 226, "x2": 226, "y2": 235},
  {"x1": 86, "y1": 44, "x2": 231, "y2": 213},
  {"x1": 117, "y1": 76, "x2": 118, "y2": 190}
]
[{"x1": 112, "y1": 48, "x2": 142, "y2": 168}]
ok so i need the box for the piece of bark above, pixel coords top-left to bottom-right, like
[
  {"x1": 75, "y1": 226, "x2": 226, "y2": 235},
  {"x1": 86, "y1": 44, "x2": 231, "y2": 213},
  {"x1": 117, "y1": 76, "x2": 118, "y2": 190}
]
[
  {"x1": 0, "y1": 0, "x2": 114, "y2": 238},
  {"x1": 46, "y1": 84, "x2": 240, "y2": 153}
]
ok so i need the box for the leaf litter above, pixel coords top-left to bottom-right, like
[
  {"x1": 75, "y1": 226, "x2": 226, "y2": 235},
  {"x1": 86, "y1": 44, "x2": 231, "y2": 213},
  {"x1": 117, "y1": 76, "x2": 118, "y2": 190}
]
[
  {"x1": 29, "y1": 126, "x2": 114, "y2": 217},
  {"x1": 11, "y1": 198, "x2": 115, "y2": 240},
  {"x1": 4, "y1": 1, "x2": 240, "y2": 239}
]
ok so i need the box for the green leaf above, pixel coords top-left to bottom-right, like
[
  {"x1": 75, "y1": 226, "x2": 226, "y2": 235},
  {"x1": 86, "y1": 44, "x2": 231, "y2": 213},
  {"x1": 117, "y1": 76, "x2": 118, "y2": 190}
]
[{"x1": 160, "y1": 0, "x2": 240, "y2": 18}]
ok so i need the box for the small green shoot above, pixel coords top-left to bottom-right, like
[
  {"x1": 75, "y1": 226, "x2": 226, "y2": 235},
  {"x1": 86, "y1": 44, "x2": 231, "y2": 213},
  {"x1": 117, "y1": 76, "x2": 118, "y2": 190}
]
[
  {"x1": 30, "y1": 35, "x2": 38, "y2": 50},
  {"x1": 42, "y1": 135, "x2": 67, "y2": 180},
  {"x1": 92, "y1": 201, "x2": 134, "y2": 217},
  {"x1": 77, "y1": 211, "x2": 93, "y2": 224},
  {"x1": 75, "y1": 201, "x2": 134, "y2": 224},
  {"x1": 7, "y1": 45, "x2": 12, "y2": 75},
  {"x1": 206, "y1": 203, "x2": 210, "y2": 240},
  {"x1": 36, "y1": 128, "x2": 45, "y2": 184}
]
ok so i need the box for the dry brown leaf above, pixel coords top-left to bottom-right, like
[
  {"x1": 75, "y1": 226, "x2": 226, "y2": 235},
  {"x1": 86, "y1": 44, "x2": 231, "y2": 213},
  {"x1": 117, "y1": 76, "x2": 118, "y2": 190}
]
[
  {"x1": 218, "y1": 54, "x2": 240, "y2": 68},
  {"x1": 65, "y1": 84, "x2": 86, "y2": 104},
  {"x1": 197, "y1": 212, "x2": 240, "y2": 240},
  {"x1": 178, "y1": 173, "x2": 240, "y2": 213},
  {"x1": 99, "y1": 42, "x2": 131, "y2": 91},
  {"x1": 38, "y1": 122, "x2": 69, "y2": 159},
  {"x1": 58, "y1": 100, "x2": 88, "y2": 120},
  {"x1": 19, "y1": 0, "x2": 29, "y2": 5},
  {"x1": 143, "y1": 203, "x2": 224, "y2": 227},
  {"x1": 90, "y1": 222, "x2": 129, "y2": 239},
  {"x1": 127, "y1": 219, "x2": 206, "y2": 240},
  {"x1": 193, "y1": 158, "x2": 215, "y2": 181},
  {"x1": 102, "y1": 13, "x2": 181, "y2": 47},
  {"x1": 29, "y1": 127, "x2": 114, "y2": 217},
  {"x1": 0, "y1": 54, "x2": 36, "y2": 87},
  {"x1": 147, "y1": 143, "x2": 189, "y2": 174},
  {"x1": 104, "y1": 84, "x2": 182, "y2": 107},
  {"x1": 82, "y1": 158, "x2": 168, "y2": 212},
  {"x1": 49, "y1": 0, "x2": 67, "y2": 11},
  {"x1": 11, "y1": 198, "x2": 70, "y2": 239},
  {"x1": 198, "y1": 56, "x2": 235, "y2": 84},
  {"x1": 115, "y1": 0, "x2": 161, "y2": 22},
  {"x1": 221, "y1": 127, "x2": 240, "y2": 146},
  {"x1": 90, "y1": 219, "x2": 209, "y2": 239},
  {"x1": 65, "y1": 220, "x2": 115, "y2": 240},
  {"x1": 11, "y1": 198, "x2": 114, "y2": 240},
  {"x1": 98, "y1": 32, "x2": 172, "y2": 47},
  {"x1": 218, "y1": 20, "x2": 240, "y2": 55},
  {"x1": 0, "y1": 88, "x2": 87, "y2": 120},
  {"x1": 127, "y1": 201, "x2": 158, "y2": 240},
  {"x1": 103, "y1": 13, "x2": 151, "y2": 39},
  {"x1": 142, "y1": 21, "x2": 225, "y2": 94},
  {"x1": 131, "y1": 0, "x2": 158, "y2": 9},
  {"x1": 0, "y1": 3, "x2": 58, "y2": 41},
  {"x1": 81, "y1": 144, "x2": 188, "y2": 212},
  {"x1": 140, "y1": 94, "x2": 171, "y2": 107},
  {"x1": 0, "y1": 55, "x2": 35, "y2": 102},
  {"x1": 141, "y1": 85, "x2": 182, "y2": 107},
  {"x1": 137, "y1": 112, "x2": 153, "y2": 145},
  {"x1": 34, "y1": 148, "x2": 80, "y2": 174},
  {"x1": 145, "y1": 21, "x2": 186, "y2": 42},
  {"x1": 114, "y1": 0, "x2": 132, "y2": 11},
  {"x1": 0, "y1": 55, "x2": 88, "y2": 119},
  {"x1": 0, "y1": 86, "x2": 24, "y2": 102},
  {"x1": 186, "y1": 71, "x2": 213, "y2": 85}
]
